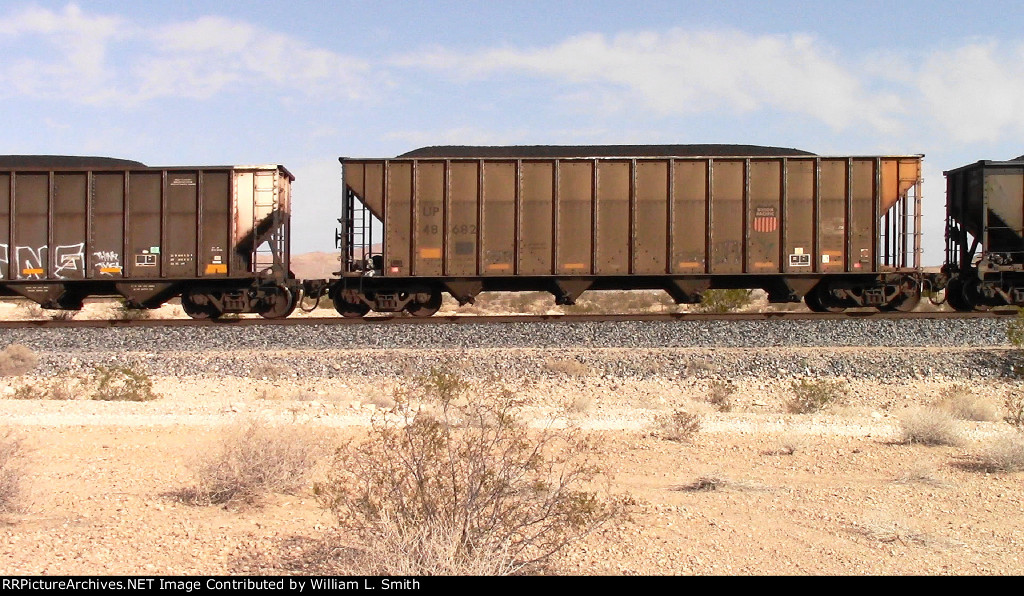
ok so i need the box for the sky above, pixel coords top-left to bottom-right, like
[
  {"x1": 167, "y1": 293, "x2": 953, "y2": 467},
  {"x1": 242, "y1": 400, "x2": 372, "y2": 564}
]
[{"x1": 3, "y1": 0, "x2": 1024, "y2": 265}]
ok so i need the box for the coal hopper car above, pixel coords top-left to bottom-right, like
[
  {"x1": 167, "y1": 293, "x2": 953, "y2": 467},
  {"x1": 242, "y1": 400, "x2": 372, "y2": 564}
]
[
  {"x1": 944, "y1": 157, "x2": 1024, "y2": 310},
  {"x1": 330, "y1": 145, "x2": 924, "y2": 316},
  {"x1": 0, "y1": 156, "x2": 298, "y2": 318}
]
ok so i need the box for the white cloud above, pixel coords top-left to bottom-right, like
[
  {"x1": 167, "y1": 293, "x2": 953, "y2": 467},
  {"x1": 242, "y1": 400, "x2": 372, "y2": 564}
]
[
  {"x1": 0, "y1": 4, "x2": 370, "y2": 105},
  {"x1": 400, "y1": 29, "x2": 906, "y2": 134},
  {"x1": 918, "y1": 42, "x2": 1024, "y2": 143}
]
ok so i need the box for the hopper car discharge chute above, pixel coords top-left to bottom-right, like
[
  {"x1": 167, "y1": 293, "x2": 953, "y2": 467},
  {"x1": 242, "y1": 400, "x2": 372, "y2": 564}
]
[{"x1": 330, "y1": 145, "x2": 924, "y2": 316}]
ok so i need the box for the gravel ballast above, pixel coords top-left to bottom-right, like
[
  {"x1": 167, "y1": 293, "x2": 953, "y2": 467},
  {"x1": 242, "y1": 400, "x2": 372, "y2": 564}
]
[{"x1": 0, "y1": 317, "x2": 1014, "y2": 353}]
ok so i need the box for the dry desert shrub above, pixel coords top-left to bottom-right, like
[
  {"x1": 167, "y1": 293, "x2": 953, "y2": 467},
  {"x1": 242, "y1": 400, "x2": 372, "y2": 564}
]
[
  {"x1": 316, "y1": 371, "x2": 622, "y2": 575},
  {"x1": 673, "y1": 474, "x2": 765, "y2": 493},
  {"x1": 8, "y1": 375, "x2": 80, "y2": 400},
  {"x1": 544, "y1": 358, "x2": 593, "y2": 377},
  {"x1": 1004, "y1": 390, "x2": 1024, "y2": 430},
  {"x1": 565, "y1": 290, "x2": 676, "y2": 314},
  {"x1": 652, "y1": 409, "x2": 702, "y2": 442},
  {"x1": 785, "y1": 378, "x2": 846, "y2": 414},
  {"x1": 568, "y1": 394, "x2": 596, "y2": 414},
  {"x1": 0, "y1": 344, "x2": 38, "y2": 377},
  {"x1": 899, "y1": 407, "x2": 963, "y2": 446},
  {"x1": 973, "y1": 434, "x2": 1024, "y2": 473},
  {"x1": 183, "y1": 418, "x2": 325, "y2": 506},
  {"x1": 855, "y1": 514, "x2": 932, "y2": 546},
  {"x1": 934, "y1": 384, "x2": 1000, "y2": 422},
  {"x1": 705, "y1": 380, "x2": 735, "y2": 412},
  {"x1": 0, "y1": 429, "x2": 27, "y2": 512}
]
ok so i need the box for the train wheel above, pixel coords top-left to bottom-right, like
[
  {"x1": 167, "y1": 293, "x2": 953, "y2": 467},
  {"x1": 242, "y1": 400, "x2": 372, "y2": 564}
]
[
  {"x1": 814, "y1": 284, "x2": 847, "y2": 313},
  {"x1": 944, "y1": 280, "x2": 973, "y2": 312},
  {"x1": 406, "y1": 289, "x2": 442, "y2": 317},
  {"x1": 333, "y1": 294, "x2": 370, "y2": 318},
  {"x1": 882, "y1": 279, "x2": 921, "y2": 312},
  {"x1": 181, "y1": 293, "x2": 215, "y2": 320},
  {"x1": 962, "y1": 281, "x2": 996, "y2": 312},
  {"x1": 804, "y1": 290, "x2": 827, "y2": 313},
  {"x1": 259, "y1": 286, "x2": 297, "y2": 319}
]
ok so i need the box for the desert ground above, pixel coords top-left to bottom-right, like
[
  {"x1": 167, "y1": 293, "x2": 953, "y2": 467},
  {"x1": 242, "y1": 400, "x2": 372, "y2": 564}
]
[{"x1": 0, "y1": 343, "x2": 1023, "y2": 575}]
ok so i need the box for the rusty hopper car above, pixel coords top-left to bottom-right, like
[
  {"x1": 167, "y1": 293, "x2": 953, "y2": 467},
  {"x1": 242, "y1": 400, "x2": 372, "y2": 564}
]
[
  {"x1": 0, "y1": 156, "x2": 297, "y2": 319},
  {"x1": 330, "y1": 144, "x2": 923, "y2": 316},
  {"x1": 944, "y1": 156, "x2": 1024, "y2": 310}
]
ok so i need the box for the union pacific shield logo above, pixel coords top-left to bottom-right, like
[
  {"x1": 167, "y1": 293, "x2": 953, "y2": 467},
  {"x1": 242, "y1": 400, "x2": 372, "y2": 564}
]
[{"x1": 753, "y1": 206, "x2": 778, "y2": 233}]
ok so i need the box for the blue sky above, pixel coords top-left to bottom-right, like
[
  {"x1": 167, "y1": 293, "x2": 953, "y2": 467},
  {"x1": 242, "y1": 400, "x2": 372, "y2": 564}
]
[{"x1": 4, "y1": 1, "x2": 1024, "y2": 264}]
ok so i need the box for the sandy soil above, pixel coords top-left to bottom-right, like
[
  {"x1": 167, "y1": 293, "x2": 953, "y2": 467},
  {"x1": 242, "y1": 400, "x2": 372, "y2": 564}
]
[{"x1": 1, "y1": 367, "x2": 1022, "y2": 576}]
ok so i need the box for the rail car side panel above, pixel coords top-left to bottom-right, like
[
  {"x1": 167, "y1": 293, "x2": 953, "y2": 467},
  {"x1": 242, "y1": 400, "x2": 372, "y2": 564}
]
[
  {"x1": 481, "y1": 161, "x2": 515, "y2": 275},
  {"x1": 91, "y1": 173, "x2": 125, "y2": 279},
  {"x1": 596, "y1": 160, "x2": 630, "y2": 275},
  {"x1": 556, "y1": 161, "x2": 593, "y2": 275},
  {"x1": 446, "y1": 161, "x2": 478, "y2": 276},
  {"x1": 634, "y1": 161, "x2": 669, "y2": 274},
  {"x1": 671, "y1": 161, "x2": 707, "y2": 273},
  {"x1": 386, "y1": 162, "x2": 413, "y2": 276},
  {"x1": 784, "y1": 160, "x2": 815, "y2": 273},
  {"x1": 0, "y1": 174, "x2": 9, "y2": 280},
  {"x1": 519, "y1": 162, "x2": 554, "y2": 275},
  {"x1": 747, "y1": 160, "x2": 781, "y2": 273},
  {"x1": 710, "y1": 160, "x2": 744, "y2": 274}
]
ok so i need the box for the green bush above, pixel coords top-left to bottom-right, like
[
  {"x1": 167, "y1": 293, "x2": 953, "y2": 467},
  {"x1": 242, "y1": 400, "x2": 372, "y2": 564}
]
[
  {"x1": 91, "y1": 365, "x2": 159, "y2": 402},
  {"x1": 697, "y1": 289, "x2": 753, "y2": 313},
  {"x1": 785, "y1": 378, "x2": 846, "y2": 414}
]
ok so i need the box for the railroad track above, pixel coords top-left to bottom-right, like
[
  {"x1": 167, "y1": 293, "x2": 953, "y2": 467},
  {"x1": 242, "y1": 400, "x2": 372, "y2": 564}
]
[{"x1": 0, "y1": 309, "x2": 1016, "y2": 329}]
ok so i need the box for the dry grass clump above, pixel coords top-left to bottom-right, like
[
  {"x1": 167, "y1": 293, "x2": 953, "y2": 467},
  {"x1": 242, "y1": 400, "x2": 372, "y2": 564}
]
[
  {"x1": 785, "y1": 378, "x2": 846, "y2": 414},
  {"x1": 183, "y1": 419, "x2": 325, "y2": 506},
  {"x1": 899, "y1": 407, "x2": 963, "y2": 446},
  {"x1": 855, "y1": 515, "x2": 932, "y2": 546},
  {"x1": 0, "y1": 344, "x2": 38, "y2": 376},
  {"x1": 893, "y1": 463, "x2": 949, "y2": 487},
  {"x1": 652, "y1": 409, "x2": 702, "y2": 442},
  {"x1": 705, "y1": 380, "x2": 735, "y2": 412},
  {"x1": 565, "y1": 290, "x2": 676, "y2": 314},
  {"x1": 972, "y1": 434, "x2": 1024, "y2": 473},
  {"x1": 934, "y1": 384, "x2": 1000, "y2": 422},
  {"x1": 316, "y1": 370, "x2": 622, "y2": 575},
  {"x1": 9, "y1": 375, "x2": 81, "y2": 400},
  {"x1": 568, "y1": 394, "x2": 596, "y2": 414},
  {"x1": 1004, "y1": 390, "x2": 1024, "y2": 430},
  {"x1": 0, "y1": 429, "x2": 27, "y2": 512},
  {"x1": 544, "y1": 358, "x2": 594, "y2": 377},
  {"x1": 673, "y1": 474, "x2": 765, "y2": 493}
]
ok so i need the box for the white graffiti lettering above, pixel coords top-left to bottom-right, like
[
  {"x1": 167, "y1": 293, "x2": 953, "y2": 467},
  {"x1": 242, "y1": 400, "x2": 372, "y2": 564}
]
[
  {"x1": 53, "y1": 243, "x2": 85, "y2": 277},
  {"x1": 93, "y1": 250, "x2": 121, "y2": 275},
  {"x1": 15, "y1": 246, "x2": 46, "y2": 279},
  {"x1": 6, "y1": 243, "x2": 88, "y2": 280},
  {"x1": 0, "y1": 243, "x2": 7, "y2": 279}
]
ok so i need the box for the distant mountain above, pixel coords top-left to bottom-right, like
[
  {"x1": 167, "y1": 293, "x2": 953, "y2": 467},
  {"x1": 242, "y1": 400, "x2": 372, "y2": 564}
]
[
  {"x1": 290, "y1": 245, "x2": 382, "y2": 279},
  {"x1": 290, "y1": 251, "x2": 341, "y2": 280}
]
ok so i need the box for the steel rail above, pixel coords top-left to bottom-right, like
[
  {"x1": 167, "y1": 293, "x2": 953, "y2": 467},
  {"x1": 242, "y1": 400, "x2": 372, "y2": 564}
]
[{"x1": 0, "y1": 309, "x2": 1015, "y2": 329}]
